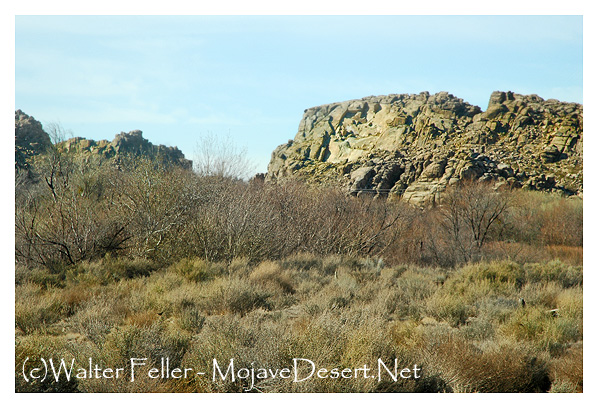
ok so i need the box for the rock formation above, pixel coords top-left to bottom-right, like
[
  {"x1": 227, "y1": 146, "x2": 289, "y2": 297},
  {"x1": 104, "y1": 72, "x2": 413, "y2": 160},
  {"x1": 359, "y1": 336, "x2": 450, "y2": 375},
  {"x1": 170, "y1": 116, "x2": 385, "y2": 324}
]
[
  {"x1": 267, "y1": 91, "x2": 582, "y2": 206},
  {"x1": 15, "y1": 110, "x2": 52, "y2": 169},
  {"x1": 56, "y1": 130, "x2": 192, "y2": 170},
  {"x1": 14, "y1": 110, "x2": 192, "y2": 170}
]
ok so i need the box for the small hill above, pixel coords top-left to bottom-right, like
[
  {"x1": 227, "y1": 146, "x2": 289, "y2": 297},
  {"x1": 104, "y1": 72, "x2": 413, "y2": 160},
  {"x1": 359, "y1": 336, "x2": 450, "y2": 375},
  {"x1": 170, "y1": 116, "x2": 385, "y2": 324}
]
[{"x1": 267, "y1": 91, "x2": 582, "y2": 206}]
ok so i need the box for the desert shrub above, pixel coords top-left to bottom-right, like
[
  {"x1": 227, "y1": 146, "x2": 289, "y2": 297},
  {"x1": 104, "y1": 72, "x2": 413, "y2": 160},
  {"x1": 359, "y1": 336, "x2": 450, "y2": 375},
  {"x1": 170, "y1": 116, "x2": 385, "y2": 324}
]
[
  {"x1": 556, "y1": 286, "x2": 583, "y2": 319},
  {"x1": 280, "y1": 252, "x2": 323, "y2": 272},
  {"x1": 421, "y1": 334, "x2": 551, "y2": 392},
  {"x1": 471, "y1": 296, "x2": 519, "y2": 325},
  {"x1": 249, "y1": 260, "x2": 294, "y2": 294},
  {"x1": 227, "y1": 256, "x2": 252, "y2": 277},
  {"x1": 102, "y1": 255, "x2": 159, "y2": 280},
  {"x1": 169, "y1": 257, "x2": 225, "y2": 282},
  {"x1": 369, "y1": 267, "x2": 440, "y2": 320},
  {"x1": 57, "y1": 283, "x2": 93, "y2": 316},
  {"x1": 344, "y1": 257, "x2": 384, "y2": 284},
  {"x1": 427, "y1": 262, "x2": 529, "y2": 321},
  {"x1": 15, "y1": 335, "x2": 80, "y2": 392},
  {"x1": 525, "y1": 260, "x2": 582, "y2": 288},
  {"x1": 301, "y1": 272, "x2": 359, "y2": 314},
  {"x1": 379, "y1": 265, "x2": 407, "y2": 285},
  {"x1": 15, "y1": 265, "x2": 68, "y2": 288},
  {"x1": 289, "y1": 314, "x2": 347, "y2": 362},
  {"x1": 178, "y1": 313, "x2": 293, "y2": 392},
  {"x1": 15, "y1": 249, "x2": 583, "y2": 392},
  {"x1": 124, "y1": 310, "x2": 161, "y2": 327},
  {"x1": 549, "y1": 343, "x2": 583, "y2": 392},
  {"x1": 15, "y1": 283, "x2": 66, "y2": 334},
  {"x1": 426, "y1": 291, "x2": 475, "y2": 327},
  {"x1": 157, "y1": 282, "x2": 205, "y2": 318},
  {"x1": 178, "y1": 305, "x2": 206, "y2": 333},
  {"x1": 390, "y1": 320, "x2": 422, "y2": 349},
  {"x1": 460, "y1": 260, "x2": 526, "y2": 289},
  {"x1": 499, "y1": 306, "x2": 582, "y2": 355},
  {"x1": 66, "y1": 256, "x2": 159, "y2": 285},
  {"x1": 396, "y1": 267, "x2": 442, "y2": 299},
  {"x1": 341, "y1": 318, "x2": 397, "y2": 367},
  {"x1": 70, "y1": 296, "x2": 122, "y2": 344},
  {"x1": 103, "y1": 321, "x2": 191, "y2": 369},
  {"x1": 460, "y1": 315, "x2": 495, "y2": 341},
  {"x1": 520, "y1": 281, "x2": 562, "y2": 309},
  {"x1": 198, "y1": 277, "x2": 272, "y2": 316},
  {"x1": 121, "y1": 271, "x2": 189, "y2": 317}
]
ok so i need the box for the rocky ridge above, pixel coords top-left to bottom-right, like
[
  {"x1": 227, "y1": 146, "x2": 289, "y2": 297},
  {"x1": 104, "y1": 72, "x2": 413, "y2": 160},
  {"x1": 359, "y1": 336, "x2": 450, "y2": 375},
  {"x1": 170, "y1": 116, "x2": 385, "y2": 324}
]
[
  {"x1": 15, "y1": 110, "x2": 192, "y2": 170},
  {"x1": 267, "y1": 91, "x2": 582, "y2": 206}
]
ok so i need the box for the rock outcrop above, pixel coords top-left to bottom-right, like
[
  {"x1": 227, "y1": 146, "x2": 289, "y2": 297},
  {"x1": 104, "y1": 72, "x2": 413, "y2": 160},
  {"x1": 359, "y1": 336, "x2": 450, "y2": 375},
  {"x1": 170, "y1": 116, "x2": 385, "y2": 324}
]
[
  {"x1": 56, "y1": 130, "x2": 192, "y2": 170},
  {"x1": 14, "y1": 110, "x2": 192, "y2": 171},
  {"x1": 267, "y1": 91, "x2": 582, "y2": 206},
  {"x1": 15, "y1": 110, "x2": 52, "y2": 169}
]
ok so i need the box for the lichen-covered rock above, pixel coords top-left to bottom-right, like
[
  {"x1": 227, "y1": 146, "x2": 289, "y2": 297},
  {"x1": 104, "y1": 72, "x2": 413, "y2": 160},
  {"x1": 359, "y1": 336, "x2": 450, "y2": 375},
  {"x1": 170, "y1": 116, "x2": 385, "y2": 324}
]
[{"x1": 267, "y1": 91, "x2": 582, "y2": 206}]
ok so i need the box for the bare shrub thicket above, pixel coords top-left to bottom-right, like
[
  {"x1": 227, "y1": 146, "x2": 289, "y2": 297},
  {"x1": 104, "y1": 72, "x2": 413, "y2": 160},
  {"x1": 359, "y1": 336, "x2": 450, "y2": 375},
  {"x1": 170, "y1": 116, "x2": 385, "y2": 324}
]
[
  {"x1": 178, "y1": 178, "x2": 414, "y2": 263},
  {"x1": 502, "y1": 190, "x2": 582, "y2": 247},
  {"x1": 16, "y1": 147, "x2": 421, "y2": 269},
  {"x1": 15, "y1": 139, "x2": 583, "y2": 271},
  {"x1": 426, "y1": 180, "x2": 512, "y2": 266},
  {"x1": 110, "y1": 156, "x2": 202, "y2": 262},
  {"x1": 15, "y1": 149, "x2": 129, "y2": 269}
]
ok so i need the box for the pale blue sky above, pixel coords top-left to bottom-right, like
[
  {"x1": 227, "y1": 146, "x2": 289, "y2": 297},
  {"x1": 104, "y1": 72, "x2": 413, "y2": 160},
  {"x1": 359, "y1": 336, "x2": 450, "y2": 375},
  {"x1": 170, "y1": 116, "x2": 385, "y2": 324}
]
[{"x1": 15, "y1": 15, "x2": 583, "y2": 173}]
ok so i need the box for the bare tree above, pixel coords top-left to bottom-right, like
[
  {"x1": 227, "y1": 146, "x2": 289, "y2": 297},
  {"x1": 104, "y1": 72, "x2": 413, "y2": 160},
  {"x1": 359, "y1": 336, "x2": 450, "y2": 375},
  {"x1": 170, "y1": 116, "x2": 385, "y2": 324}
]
[
  {"x1": 193, "y1": 133, "x2": 255, "y2": 180},
  {"x1": 435, "y1": 180, "x2": 512, "y2": 264},
  {"x1": 45, "y1": 121, "x2": 74, "y2": 144}
]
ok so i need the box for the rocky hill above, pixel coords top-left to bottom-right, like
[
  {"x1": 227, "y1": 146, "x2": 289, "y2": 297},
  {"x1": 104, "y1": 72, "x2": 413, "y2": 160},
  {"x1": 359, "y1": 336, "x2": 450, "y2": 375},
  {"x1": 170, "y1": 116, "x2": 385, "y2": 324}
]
[
  {"x1": 267, "y1": 91, "x2": 582, "y2": 206},
  {"x1": 15, "y1": 110, "x2": 192, "y2": 170}
]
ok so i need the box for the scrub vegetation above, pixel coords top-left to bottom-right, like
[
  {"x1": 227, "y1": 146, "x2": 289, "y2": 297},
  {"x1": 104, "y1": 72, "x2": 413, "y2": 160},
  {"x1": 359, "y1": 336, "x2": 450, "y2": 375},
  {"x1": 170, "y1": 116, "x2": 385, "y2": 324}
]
[{"x1": 15, "y1": 148, "x2": 582, "y2": 393}]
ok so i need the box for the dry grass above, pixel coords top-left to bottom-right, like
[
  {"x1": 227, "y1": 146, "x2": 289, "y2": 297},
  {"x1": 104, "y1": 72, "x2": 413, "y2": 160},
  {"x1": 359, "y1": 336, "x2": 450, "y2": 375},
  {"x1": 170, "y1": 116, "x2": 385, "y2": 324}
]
[{"x1": 14, "y1": 254, "x2": 582, "y2": 393}]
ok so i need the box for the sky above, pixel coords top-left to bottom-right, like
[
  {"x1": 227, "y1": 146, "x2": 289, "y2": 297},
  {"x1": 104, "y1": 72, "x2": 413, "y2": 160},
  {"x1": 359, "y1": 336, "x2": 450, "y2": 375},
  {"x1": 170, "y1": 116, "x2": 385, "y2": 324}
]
[{"x1": 15, "y1": 15, "x2": 583, "y2": 174}]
